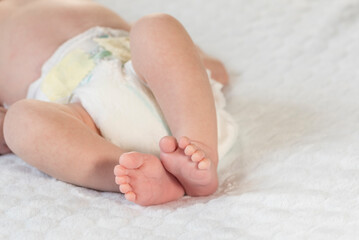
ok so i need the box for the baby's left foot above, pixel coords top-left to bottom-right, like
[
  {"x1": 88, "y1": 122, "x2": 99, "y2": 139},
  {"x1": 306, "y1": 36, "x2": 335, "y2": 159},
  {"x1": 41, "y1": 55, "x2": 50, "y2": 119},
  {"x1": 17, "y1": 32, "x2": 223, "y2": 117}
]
[
  {"x1": 114, "y1": 152, "x2": 185, "y2": 206},
  {"x1": 160, "y1": 136, "x2": 218, "y2": 196}
]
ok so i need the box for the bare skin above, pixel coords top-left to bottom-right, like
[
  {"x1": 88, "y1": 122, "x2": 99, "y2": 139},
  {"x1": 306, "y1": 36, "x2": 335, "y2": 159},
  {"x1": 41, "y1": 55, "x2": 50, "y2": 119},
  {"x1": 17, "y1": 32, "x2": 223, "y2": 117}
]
[
  {"x1": 0, "y1": 106, "x2": 10, "y2": 154},
  {"x1": 1, "y1": 0, "x2": 229, "y2": 206}
]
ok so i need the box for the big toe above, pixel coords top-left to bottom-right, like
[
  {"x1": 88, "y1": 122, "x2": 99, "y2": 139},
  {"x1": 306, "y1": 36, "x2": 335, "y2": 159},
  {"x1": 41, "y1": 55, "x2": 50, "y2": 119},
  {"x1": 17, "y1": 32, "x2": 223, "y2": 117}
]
[
  {"x1": 119, "y1": 152, "x2": 146, "y2": 169},
  {"x1": 159, "y1": 136, "x2": 177, "y2": 153}
]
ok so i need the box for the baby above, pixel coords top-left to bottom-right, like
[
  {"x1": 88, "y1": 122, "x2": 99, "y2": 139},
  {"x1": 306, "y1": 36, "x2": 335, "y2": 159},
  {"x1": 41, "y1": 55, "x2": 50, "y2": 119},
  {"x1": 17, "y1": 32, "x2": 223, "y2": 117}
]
[{"x1": 0, "y1": 0, "x2": 236, "y2": 206}]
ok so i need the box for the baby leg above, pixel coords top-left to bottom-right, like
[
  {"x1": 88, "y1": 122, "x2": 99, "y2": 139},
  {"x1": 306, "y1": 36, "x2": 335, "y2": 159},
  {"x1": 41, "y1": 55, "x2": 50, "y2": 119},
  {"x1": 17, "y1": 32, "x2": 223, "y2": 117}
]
[
  {"x1": 4, "y1": 99, "x2": 184, "y2": 205},
  {"x1": 128, "y1": 14, "x2": 219, "y2": 196},
  {"x1": 4, "y1": 100, "x2": 122, "y2": 191}
]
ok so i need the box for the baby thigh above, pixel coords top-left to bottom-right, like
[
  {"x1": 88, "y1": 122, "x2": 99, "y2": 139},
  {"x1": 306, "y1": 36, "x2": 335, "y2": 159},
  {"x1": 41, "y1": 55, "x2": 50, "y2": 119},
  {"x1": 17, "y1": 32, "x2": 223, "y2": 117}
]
[{"x1": 3, "y1": 99, "x2": 124, "y2": 191}]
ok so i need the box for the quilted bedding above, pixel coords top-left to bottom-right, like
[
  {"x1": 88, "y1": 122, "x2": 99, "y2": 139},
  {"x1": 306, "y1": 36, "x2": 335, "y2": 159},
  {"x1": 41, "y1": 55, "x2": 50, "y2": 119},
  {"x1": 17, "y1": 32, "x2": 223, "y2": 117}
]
[{"x1": 1, "y1": 0, "x2": 359, "y2": 239}]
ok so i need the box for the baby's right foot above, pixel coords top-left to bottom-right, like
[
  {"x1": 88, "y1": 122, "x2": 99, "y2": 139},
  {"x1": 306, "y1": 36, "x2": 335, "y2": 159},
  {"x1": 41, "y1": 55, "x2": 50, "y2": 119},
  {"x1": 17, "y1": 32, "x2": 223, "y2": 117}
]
[{"x1": 160, "y1": 136, "x2": 219, "y2": 196}]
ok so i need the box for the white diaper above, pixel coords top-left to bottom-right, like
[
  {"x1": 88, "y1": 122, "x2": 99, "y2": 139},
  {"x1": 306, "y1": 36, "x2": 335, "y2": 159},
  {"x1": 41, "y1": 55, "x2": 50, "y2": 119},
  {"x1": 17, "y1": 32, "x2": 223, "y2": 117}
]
[{"x1": 27, "y1": 27, "x2": 238, "y2": 170}]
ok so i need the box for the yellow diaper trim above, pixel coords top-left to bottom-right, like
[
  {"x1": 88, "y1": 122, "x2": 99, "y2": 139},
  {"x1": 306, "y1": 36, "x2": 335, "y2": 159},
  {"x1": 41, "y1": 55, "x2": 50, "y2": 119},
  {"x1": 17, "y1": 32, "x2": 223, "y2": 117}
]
[
  {"x1": 41, "y1": 49, "x2": 95, "y2": 102},
  {"x1": 94, "y1": 36, "x2": 131, "y2": 64}
]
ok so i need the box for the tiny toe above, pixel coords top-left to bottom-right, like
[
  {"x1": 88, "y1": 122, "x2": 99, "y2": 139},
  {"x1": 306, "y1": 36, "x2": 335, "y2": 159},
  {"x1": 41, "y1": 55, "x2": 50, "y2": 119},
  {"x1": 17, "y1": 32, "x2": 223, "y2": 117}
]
[
  {"x1": 119, "y1": 183, "x2": 132, "y2": 193},
  {"x1": 115, "y1": 176, "x2": 130, "y2": 185},
  {"x1": 184, "y1": 144, "x2": 197, "y2": 156},
  {"x1": 125, "y1": 192, "x2": 136, "y2": 202},
  {"x1": 191, "y1": 150, "x2": 205, "y2": 162},
  {"x1": 114, "y1": 165, "x2": 128, "y2": 176},
  {"x1": 159, "y1": 136, "x2": 178, "y2": 153},
  {"x1": 178, "y1": 136, "x2": 191, "y2": 149},
  {"x1": 119, "y1": 152, "x2": 145, "y2": 169},
  {"x1": 198, "y1": 158, "x2": 211, "y2": 170}
]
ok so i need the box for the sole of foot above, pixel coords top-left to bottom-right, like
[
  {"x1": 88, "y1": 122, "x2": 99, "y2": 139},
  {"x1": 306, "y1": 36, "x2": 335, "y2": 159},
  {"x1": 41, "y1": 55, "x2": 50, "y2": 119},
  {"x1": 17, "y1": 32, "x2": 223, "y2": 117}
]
[
  {"x1": 159, "y1": 136, "x2": 218, "y2": 196},
  {"x1": 114, "y1": 152, "x2": 184, "y2": 206}
]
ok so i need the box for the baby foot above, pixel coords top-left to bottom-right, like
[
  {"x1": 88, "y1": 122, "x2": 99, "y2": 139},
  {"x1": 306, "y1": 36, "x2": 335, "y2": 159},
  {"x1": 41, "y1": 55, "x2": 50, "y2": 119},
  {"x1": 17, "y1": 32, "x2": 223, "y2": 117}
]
[
  {"x1": 0, "y1": 107, "x2": 11, "y2": 155},
  {"x1": 160, "y1": 136, "x2": 218, "y2": 196},
  {"x1": 113, "y1": 152, "x2": 184, "y2": 206}
]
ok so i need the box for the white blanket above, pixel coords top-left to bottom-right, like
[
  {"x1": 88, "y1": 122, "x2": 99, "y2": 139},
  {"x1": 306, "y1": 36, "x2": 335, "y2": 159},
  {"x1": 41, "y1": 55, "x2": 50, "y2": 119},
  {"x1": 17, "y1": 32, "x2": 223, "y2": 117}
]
[{"x1": 1, "y1": 0, "x2": 359, "y2": 239}]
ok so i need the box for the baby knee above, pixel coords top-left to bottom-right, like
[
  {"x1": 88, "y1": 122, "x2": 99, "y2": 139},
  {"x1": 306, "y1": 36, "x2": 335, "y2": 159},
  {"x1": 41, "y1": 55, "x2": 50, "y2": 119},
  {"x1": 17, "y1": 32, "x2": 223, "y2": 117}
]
[
  {"x1": 3, "y1": 99, "x2": 41, "y2": 146},
  {"x1": 134, "y1": 13, "x2": 179, "y2": 26},
  {"x1": 4, "y1": 99, "x2": 29, "y2": 125},
  {"x1": 4, "y1": 99, "x2": 38, "y2": 124},
  {"x1": 130, "y1": 13, "x2": 181, "y2": 38}
]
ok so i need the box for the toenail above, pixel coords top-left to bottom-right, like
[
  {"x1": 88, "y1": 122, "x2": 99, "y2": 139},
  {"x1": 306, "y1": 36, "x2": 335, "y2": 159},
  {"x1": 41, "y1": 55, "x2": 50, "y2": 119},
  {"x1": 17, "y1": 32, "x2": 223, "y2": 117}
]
[
  {"x1": 115, "y1": 177, "x2": 121, "y2": 184},
  {"x1": 117, "y1": 166, "x2": 129, "y2": 175},
  {"x1": 184, "y1": 145, "x2": 196, "y2": 155},
  {"x1": 119, "y1": 183, "x2": 132, "y2": 193},
  {"x1": 198, "y1": 158, "x2": 211, "y2": 170},
  {"x1": 191, "y1": 150, "x2": 205, "y2": 162},
  {"x1": 125, "y1": 192, "x2": 136, "y2": 202},
  {"x1": 116, "y1": 176, "x2": 129, "y2": 184},
  {"x1": 114, "y1": 165, "x2": 120, "y2": 175},
  {"x1": 114, "y1": 165, "x2": 127, "y2": 175}
]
